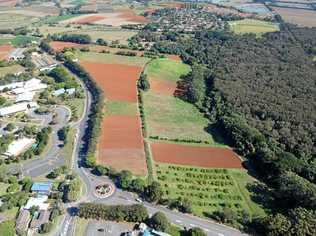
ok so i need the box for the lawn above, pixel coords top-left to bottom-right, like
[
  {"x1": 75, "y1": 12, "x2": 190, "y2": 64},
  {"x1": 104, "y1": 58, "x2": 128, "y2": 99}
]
[
  {"x1": 0, "y1": 220, "x2": 15, "y2": 236},
  {"x1": 0, "y1": 182, "x2": 9, "y2": 196},
  {"x1": 229, "y1": 19, "x2": 279, "y2": 35},
  {"x1": 76, "y1": 51, "x2": 149, "y2": 67},
  {"x1": 155, "y1": 163, "x2": 266, "y2": 218},
  {"x1": 65, "y1": 98, "x2": 85, "y2": 121},
  {"x1": 59, "y1": 127, "x2": 76, "y2": 168},
  {"x1": 105, "y1": 100, "x2": 138, "y2": 116},
  {"x1": 0, "y1": 64, "x2": 24, "y2": 76},
  {"x1": 144, "y1": 58, "x2": 190, "y2": 83},
  {"x1": 74, "y1": 217, "x2": 89, "y2": 236}
]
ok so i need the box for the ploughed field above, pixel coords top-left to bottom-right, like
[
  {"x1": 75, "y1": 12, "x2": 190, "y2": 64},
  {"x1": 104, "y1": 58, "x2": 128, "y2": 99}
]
[
  {"x1": 79, "y1": 53, "x2": 149, "y2": 176},
  {"x1": 151, "y1": 142, "x2": 243, "y2": 169}
]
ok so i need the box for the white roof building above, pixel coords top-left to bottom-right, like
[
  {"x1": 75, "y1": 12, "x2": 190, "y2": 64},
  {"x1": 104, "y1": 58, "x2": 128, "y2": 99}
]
[
  {"x1": 15, "y1": 91, "x2": 35, "y2": 103},
  {"x1": 3, "y1": 138, "x2": 35, "y2": 157},
  {"x1": 66, "y1": 88, "x2": 76, "y2": 95},
  {"x1": 52, "y1": 88, "x2": 65, "y2": 96},
  {"x1": 24, "y1": 195, "x2": 49, "y2": 211},
  {"x1": 0, "y1": 102, "x2": 37, "y2": 116},
  {"x1": 8, "y1": 48, "x2": 26, "y2": 61},
  {"x1": 0, "y1": 82, "x2": 24, "y2": 91},
  {"x1": 11, "y1": 78, "x2": 47, "y2": 94}
]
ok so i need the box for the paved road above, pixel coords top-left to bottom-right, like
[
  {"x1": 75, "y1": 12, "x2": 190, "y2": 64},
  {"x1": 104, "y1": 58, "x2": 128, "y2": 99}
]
[{"x1": 9, "y1": 106, "x2": 70, "y2": 177}]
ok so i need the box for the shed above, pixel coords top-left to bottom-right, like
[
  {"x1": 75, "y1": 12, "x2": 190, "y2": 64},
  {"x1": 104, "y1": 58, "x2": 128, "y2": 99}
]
[{"x1": 31, "y1": 182, "x2": 52, "y2": 195}]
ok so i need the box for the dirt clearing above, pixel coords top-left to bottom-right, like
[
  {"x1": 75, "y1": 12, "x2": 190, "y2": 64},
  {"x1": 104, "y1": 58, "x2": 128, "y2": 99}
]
[
  {"x1": 98, "y1": 115, "x2": 147, "y2": 176},
  {"x1": 272, "y1": 7, "x2": 316, "y2": 27},
  {"x1": 151, "y1": 142, "x2": 243, "y2": 169},
  {"x1": 73, "y1": 15, "x2": 105, "y2": 24},
  {"x1": 0, "y1": 44, "x2": 13, "y2": 60}
]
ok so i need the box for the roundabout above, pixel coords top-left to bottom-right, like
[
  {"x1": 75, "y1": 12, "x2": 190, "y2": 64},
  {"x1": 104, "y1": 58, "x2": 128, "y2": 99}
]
[{"x1": 93, "y1": 182, "x2": 115, "y2": 199}]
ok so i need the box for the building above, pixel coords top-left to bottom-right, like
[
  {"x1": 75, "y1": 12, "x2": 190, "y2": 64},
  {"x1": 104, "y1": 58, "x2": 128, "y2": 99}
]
[
  {"x1": 0, "y1": 102, "x2": 38, "y2": 116},
  {"x1": 31, "y1": 52, "x2": 58, "y2": 71},
  {"x1": 8, "y1": 48, "x2": 26, "y2": 60},
  {"x1": 16, "y1": 209, "x2": 31, "y2": 233},
  {"x1": 31, "y1": 182, "x2": 52, "y2": 196},
  {"x1": 15, "y1": 91, "x2": 35, "y2": 103},
  {"x1": 29, "y1": 210, "x2": 50, "y2": 230},
  {"x1": 12, "y1": 78, "x2": 47, "y2": 94},
  {"x1": 24, "y1": 195, "x2": 50, "y2": 211},
  {"x1": 52, "y1": 88, "x2": 76, "y2": 96},
  {"x1": 0, "y1": 81, "x2": 24, "y2": 91},
  {"x1": 3, "y1": 138, "x2": 36, "y2": 157}
]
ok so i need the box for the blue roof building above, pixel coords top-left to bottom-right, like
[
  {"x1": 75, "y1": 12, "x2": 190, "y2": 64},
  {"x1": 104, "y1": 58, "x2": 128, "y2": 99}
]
[{"x1": 31, "y1": 182, "x2": 52, "y2": 195}]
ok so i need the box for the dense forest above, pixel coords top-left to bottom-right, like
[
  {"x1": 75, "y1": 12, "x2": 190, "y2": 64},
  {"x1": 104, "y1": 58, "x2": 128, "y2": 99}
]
[{"x1": 149, "y1": 24, "x2": 316, "y2": 234}]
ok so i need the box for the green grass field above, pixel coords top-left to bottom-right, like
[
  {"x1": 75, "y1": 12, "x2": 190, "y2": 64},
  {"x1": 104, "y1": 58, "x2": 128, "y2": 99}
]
[
  {"x1": 0, "y1": 35, "x2": 39, "y2": 46},
  {"x1": 229, "y1": 19, "x2": 279, "y2": 35},
  {"x1": 0, "y1": 65, "x2": 24, "y2": 76},
  {"x1": 0, "y1": 13, "x2": 38, "y2": 29},
  {"x1": 65, "y1": 98, "x2": 85, "y2": 121},
  {"x1": 105, "y1": 100, "x2": 138, "y2": 116},
  {"x1": 59, "y1": 127, "x2": 76, "y2": 168},
  {"x1": 156, "y1": 163, "x2": 266, "y2": 218},
  {"x1": 143, "y1": 58, "x2": 224, "y2": 144},
  {"x1": 39, "y1": 25, "x2": 136, "y2": 44},
  {"x1": 0, "y1": 220, "x2": 15, "y2": 236},
  {"x1": 144, "y1": 58, "x2": 190, "y2": 83},
  {"x1": 41, "y1": 15, "x2": 81, "y2": 24},
  {"x1": 76, "y1": 51, "x2": 149, "y2": 67}
]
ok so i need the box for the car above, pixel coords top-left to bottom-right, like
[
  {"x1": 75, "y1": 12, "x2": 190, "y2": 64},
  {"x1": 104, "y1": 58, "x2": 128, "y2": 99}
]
[
  {"x1": 136, "y1": 198, "x2": 143, "y2": 203},
  {"x1": 97, "y1": 228, "x2": 104, "y2": 232}
]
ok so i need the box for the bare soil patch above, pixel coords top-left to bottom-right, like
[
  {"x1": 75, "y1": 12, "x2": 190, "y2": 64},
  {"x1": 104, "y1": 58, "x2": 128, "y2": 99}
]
[
  {"x1": 149, "y1": 79, "x2": 177, "y2": 96},
  {"x1": 0, "y1": 0, "x2": 17, "y2": 6},
  {"x1": 80, "y1": 61, "x2": 142, "y2": 102},
  {"x1": 73, "y1": 15, "x2": 106, "y2": 24},
  {"x1": 0, "y1": 44, "x2": 13, "y2": 60},
  {"x1": 272, "y1": 7, "x2": 316, "y2": 27},
  {"x1": 151, "y1": 142, "x2": 243, "y2": 169},
  {"x1": 50, "y1": 41, "x2": 82, "y2": 51},
  {"x1": 98, "y1": 115, "x2": 147, "y2": 176}
]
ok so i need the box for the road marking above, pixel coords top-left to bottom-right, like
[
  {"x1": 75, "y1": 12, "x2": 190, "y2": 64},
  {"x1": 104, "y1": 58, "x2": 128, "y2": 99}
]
[
  {"x1": 218, "y1": 233, "x2": 225, "y2": 236},
  {"x1": 176, "y1": 220, "x2": 182, "y2": 223},
  {"x1": 203, "y1": 228, "x2": 210, "y2": 232},
  {"x1": 189, "y1": 224, "x2": 196, "y2": 227}
]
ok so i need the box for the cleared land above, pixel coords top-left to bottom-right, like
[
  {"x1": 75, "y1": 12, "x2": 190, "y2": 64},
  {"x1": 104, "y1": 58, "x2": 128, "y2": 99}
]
[
  {"x1": 229, "y1": 19, "x2": 279, "y2": 35},
  {"x1": 0, "y1": 13, "x2": 38, "y2": 29},
  {"x1": 80, "y1": 56, "x2": 147, "y2": 175},
  {"x1": 77, "y1": 51, "x2": 149, "y2": 67},
  {"x1": 272, "y1": 7, "x2": 316, "y2": 27},
  {"x1": 40, "y1": 26, "x2": 136, "y2": 43},
  {"x1": 156, "y1": 163, "x2": 266, "y2": 217},
  {"x1": 0, "y1": 64, "x2": 24, "y2": 76},
  {"x1": 0, "y1": 44, "x2": 12, "y2": 60},
  {"x1": 80, "y1": 61, "x2": 142, "y2": 102},
  {"x1": 151, "y1": 142, "x2": 243, "y2": 169},
  {"x1": 143, "y1": 58, "x2": 218, "y2": 143},
  {"x1": 98, "y1": 115, "x2": 147, "y2": 176}
]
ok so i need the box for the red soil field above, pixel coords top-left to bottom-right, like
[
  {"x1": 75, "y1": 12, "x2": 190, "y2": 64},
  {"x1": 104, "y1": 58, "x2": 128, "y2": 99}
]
[
  {"x1": 0, "y1": 44, "x2": 13, "y2": 60},
  {"x1": 73, "y1": 15, "x2": 105, "y2": 24},
  {"x1": 98, "y1": 115, "x2": 147, "y2": 176},
  {"x1": 118, "y1": 9, "x2": 149, "y2": 24},
  {"x1": 80, "y1": 61, "x2": 142, "y2": 102},
  {"x1": 50, "y1": 41, "x2": 83, "y2": 51},
  {"x1": 151, "y1": 142, "x2": 243, "y2": 169},
  {"x1": 0, "y1": 0, "x2": 17, "y2": 6},
  {"x1": 165, "y1": 54, "x2": 181, "y2": 61},
  {"x1": 150, "y1": 79, "x2": 176, "y2": 96}
]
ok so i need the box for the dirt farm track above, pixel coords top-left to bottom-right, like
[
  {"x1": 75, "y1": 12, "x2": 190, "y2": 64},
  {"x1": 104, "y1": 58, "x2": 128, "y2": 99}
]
[{"x1": 151, "y1": 142, "x2": 244, "y2": 169}]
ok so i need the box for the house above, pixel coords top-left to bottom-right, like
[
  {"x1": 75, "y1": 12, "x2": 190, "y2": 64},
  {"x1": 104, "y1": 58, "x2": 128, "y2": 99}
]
[
  {"x1": 3, "y1": 138, "x2": 36, "y2": 157},
  {"x1": 29, "y1": 210, "x2": 50, "y2": 230},
  {"x1": 24, "y1": 195, "x2": 50, "y2": 211},
  {"x1": 0, "y1": 102, "x2": 38, "y2": 116},
  {"x1": 66, "y1": 88, "x2": 76, "y2": 95},
  {"x1": 31, "y1": 182, "x2": 52, "y2": 196},
  {"x1": 15, "y1": 91, "x2": 35, "y2": 103},
  {"x1": 8, "y1": 48, "x2": 26, "y2": 61},
  {"x1": 16, "y1": 209, "x2": 31, "y2": 233}
]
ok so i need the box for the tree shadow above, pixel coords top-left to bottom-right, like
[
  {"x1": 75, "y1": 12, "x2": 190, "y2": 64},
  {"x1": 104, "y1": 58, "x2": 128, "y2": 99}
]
[{"x1": 246, "y1": 182, "x2": 275, "y2": 212}]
